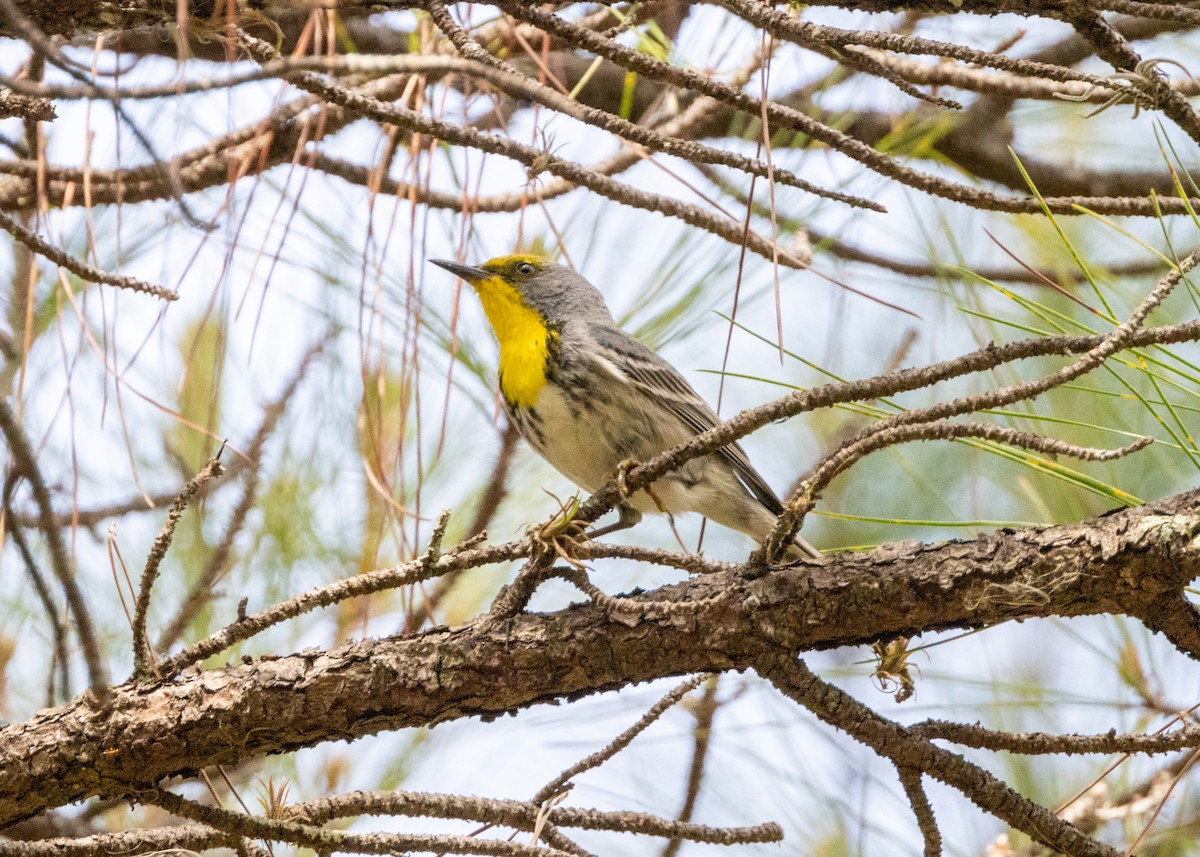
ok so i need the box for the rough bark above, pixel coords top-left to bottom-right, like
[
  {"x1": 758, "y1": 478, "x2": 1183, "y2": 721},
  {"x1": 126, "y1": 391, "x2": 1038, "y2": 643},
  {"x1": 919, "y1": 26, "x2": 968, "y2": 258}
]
[{"x1": 3, "y1": 488, "x2": 1198, "y2": 828}]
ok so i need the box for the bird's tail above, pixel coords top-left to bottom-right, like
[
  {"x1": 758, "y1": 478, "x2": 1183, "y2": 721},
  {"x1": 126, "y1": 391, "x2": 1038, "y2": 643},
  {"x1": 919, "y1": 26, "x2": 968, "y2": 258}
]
[
  {"x1": 783, "y1": 534, "x2": 823, "y2": 562},
  {"x1": 710, "y1": 496, "x2": 823, "y2": 562}
]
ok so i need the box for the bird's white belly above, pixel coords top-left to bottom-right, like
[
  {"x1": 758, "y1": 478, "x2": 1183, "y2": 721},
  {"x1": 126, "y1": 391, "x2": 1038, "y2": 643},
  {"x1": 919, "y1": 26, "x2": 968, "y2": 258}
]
[
  {"x1": 519, "y1": 382, "x2": 615, "y2": 492},
  {"x1": 514, "y1": 382, "x2": 727, "y2": 519}
]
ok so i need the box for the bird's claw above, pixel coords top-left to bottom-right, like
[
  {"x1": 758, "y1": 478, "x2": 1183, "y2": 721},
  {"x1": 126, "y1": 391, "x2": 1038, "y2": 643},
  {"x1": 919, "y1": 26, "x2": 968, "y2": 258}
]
[
  {"x1": 615, "y1": 458, "x2": 641, "y2": 498},
  {"x1": 525, "y1": 492, "x2": 588, "y2": 570}
]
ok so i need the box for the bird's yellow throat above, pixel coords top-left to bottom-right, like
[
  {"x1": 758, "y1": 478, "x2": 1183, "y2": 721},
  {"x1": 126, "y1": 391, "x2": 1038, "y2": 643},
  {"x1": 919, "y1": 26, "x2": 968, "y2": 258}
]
[{"x1": 470, "y1": 274, "x2": 555, "y2": 408}]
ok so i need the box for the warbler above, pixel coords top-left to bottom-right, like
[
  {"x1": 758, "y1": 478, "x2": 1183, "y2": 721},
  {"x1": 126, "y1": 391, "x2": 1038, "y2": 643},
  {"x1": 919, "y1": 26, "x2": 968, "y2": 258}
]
[{"x1": 431, "y1": 254, "x2": 820, "y2": 561}]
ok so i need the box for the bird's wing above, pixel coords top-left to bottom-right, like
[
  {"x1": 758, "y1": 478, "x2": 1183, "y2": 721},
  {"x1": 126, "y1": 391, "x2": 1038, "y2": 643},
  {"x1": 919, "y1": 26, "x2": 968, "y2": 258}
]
[{"x1": 590, "y1": 325, "x2": 785, "y2": 515}]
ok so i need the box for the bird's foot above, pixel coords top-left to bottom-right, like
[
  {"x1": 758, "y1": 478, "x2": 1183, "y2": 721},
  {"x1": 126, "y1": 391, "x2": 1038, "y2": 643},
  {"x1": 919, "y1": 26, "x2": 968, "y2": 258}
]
[
  {"x1": 614, "y1": 457, "x2": 642, "y2": 498},
  {"x1": 585, "y1": 502, "x2": 643, "y2": 540},
  {"x1": 526, "y1": 492, "x2": 588, "y2": 570}
]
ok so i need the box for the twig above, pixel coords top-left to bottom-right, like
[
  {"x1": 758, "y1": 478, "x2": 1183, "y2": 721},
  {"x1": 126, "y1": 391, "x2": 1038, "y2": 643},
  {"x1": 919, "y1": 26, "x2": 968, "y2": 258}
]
[
  {"x1": 142, "y1": 787, "x2": 577, "y2": 857},
  {"x1": 6, "y1": 515, "x2": 70, "y2": 704},
  {"x1": 0, "y1": 824, "x2": 239, "y2": 856},
  {"x1": 574, "y1": 542, "x2": 739, "y2": 575},
  {"x1": 757, "y1": 655, "x2": 1119, "y2": 857},
  {"x1": 911, "y1": 719, "x2": 1200, "y2": 755},
  {"x1": 896, "y1": 766, "x2": 942, "y2": 857},
  {"x1": 697, "y1": 161, "x2": 1173, "y2": 284},
  {"x1": 292, "y1": 788, "x2": 781, "y2": 846},
  {"x1": 0, "y1": 210, "x2": 178, "y2": 300},
  {"x1": 140, "y1": 785, "x2": 778, "y2": 856},
  {"x1": 760, "y1": 249, "x2": 1198, "y2": 560},
  {"x1": 156, "y1": 339, "x2": 327, "y2": 652},
  {"x1": 761, "y1": 421, "x2": 1152, "y2": 563},
  {"x1": 662, "y1": 676, "x2": 719, "y2": 857},
  {"x1": 0, "y1": 397, "x2": 109, "y2": 704},
  {"x1": 532, "y1": 674, "x2": 712, "y2": 805},
  {"x1": 834, "y1": 45, "x2": 963, "y2": 109},
  {"x1": 157, "y1": 539, "x2": 532, "y2": 678},
  {"x1": 132, "y1": 451, "x2": 224, "y2": 680}
]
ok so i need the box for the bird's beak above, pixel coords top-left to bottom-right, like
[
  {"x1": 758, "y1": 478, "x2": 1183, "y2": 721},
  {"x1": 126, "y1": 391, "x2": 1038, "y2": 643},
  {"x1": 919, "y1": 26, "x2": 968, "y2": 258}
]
[{"x1": 430, "y1": 258, "x2": 490, "y2": 285}]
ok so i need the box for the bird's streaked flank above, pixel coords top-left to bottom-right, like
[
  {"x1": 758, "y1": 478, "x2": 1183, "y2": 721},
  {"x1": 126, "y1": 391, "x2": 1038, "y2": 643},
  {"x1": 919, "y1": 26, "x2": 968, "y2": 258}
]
[{"x1": 432, "y1": 254, "x2": 820, "y2": 561}]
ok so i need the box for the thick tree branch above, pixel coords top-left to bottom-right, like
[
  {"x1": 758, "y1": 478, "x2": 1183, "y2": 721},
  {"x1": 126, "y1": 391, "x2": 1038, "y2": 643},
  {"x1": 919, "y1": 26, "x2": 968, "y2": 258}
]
[{"x1": 2, "y1": 490, "x2": 1199, "y2": 826}]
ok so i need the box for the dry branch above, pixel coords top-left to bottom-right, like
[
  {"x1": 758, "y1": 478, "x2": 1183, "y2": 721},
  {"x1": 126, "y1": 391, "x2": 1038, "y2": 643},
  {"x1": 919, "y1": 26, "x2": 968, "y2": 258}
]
[{"x1": 3, "y1": 490, "x2": 1199, "y2": 827}]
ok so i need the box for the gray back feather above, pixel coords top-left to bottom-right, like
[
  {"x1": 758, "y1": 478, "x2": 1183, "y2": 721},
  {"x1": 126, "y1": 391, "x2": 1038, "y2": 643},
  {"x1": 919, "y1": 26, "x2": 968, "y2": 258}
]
[
  {"x1": 587, "y1": 324, "x2": 786, "y2": 516},
  {"x1": 511, "y1": 257, "x2": 784, "y2": 515}
]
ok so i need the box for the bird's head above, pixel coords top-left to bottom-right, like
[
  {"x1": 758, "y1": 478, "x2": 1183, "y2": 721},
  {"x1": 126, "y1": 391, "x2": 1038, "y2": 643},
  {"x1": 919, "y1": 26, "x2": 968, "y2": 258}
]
[{"x1": 431, "y1": 254, "x2": 613, "y2": 329}]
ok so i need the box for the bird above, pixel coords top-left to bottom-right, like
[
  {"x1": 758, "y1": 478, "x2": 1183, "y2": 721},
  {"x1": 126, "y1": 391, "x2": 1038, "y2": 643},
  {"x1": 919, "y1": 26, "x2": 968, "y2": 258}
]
[{"x1": 431, "y1": 254, "x2": 821, "y2": 561}]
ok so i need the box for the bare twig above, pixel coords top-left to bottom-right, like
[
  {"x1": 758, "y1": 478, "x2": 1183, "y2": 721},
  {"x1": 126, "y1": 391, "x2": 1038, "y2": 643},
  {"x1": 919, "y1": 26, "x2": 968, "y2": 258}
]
[
  {"x1": 156, "y1": 339, "x2": 327, "y2": 652},
  {"x1": 132, "y1": 452, "x2": 224, "y2": 680},
  {"x1": 0, "y1": 211, "x2": 177, "y2": 299},
  {"x1": 142, "y1": 787, "x2": 578, "y2": 857},
  {"x1": 896, "y1": 766, "x2": 941, "y2": 857},
  {"x1": 911, "y1": 719, "x2": 1200, "y2": 755},
  {"x1": 0, "y1": 824, "x2": 239, "y2": 856},
  {"x1": 757, "y1": 655, "x2": 1119, "y2": 857},
  {"x1": 141, "y1": 785, "x2": 781, "y2": 856},
  {"x1": 761, "y1": 249, "x2": 1198, "y2": 560},
  {"x1": 5, "y1": 516, "x2": 70, "y2": 704},
  {"x1": 761, "y1": 422, "x2": 1152, "y2": 563},
  {"x1": 662, "y1": 676, "x2": 720, "y2": 857},
  {"x1": 157, "y1": 539, "x2": 532, "y2": 678},
  {"x1": 533, "y1": 674, "x2": 712, "y2": 805},
  {"x1": 574, "y1": 315, "x2": 1200, "y2": 543},
  {"x1": 0, "y1": 397, "x2": 109, "y2": 703}
]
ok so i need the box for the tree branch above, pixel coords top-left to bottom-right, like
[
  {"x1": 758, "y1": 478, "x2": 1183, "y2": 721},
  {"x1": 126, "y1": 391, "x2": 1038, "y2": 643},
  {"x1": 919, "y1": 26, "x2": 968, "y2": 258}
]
[{"x1": 3, "y1": 489, "x2": 1199, "y2": 826}]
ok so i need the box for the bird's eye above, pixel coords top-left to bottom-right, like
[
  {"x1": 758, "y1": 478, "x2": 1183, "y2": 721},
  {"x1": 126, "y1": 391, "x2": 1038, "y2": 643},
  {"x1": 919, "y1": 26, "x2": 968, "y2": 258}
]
[{"x1": 516, "y1": 262, "x2": 535, "y2": 275}]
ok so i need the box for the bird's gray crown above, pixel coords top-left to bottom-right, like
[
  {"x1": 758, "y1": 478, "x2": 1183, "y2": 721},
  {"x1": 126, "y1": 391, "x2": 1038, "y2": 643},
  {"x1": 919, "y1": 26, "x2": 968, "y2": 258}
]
[{"x1": 433, "y1": 255, "x2": 615, "y2": 327}]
